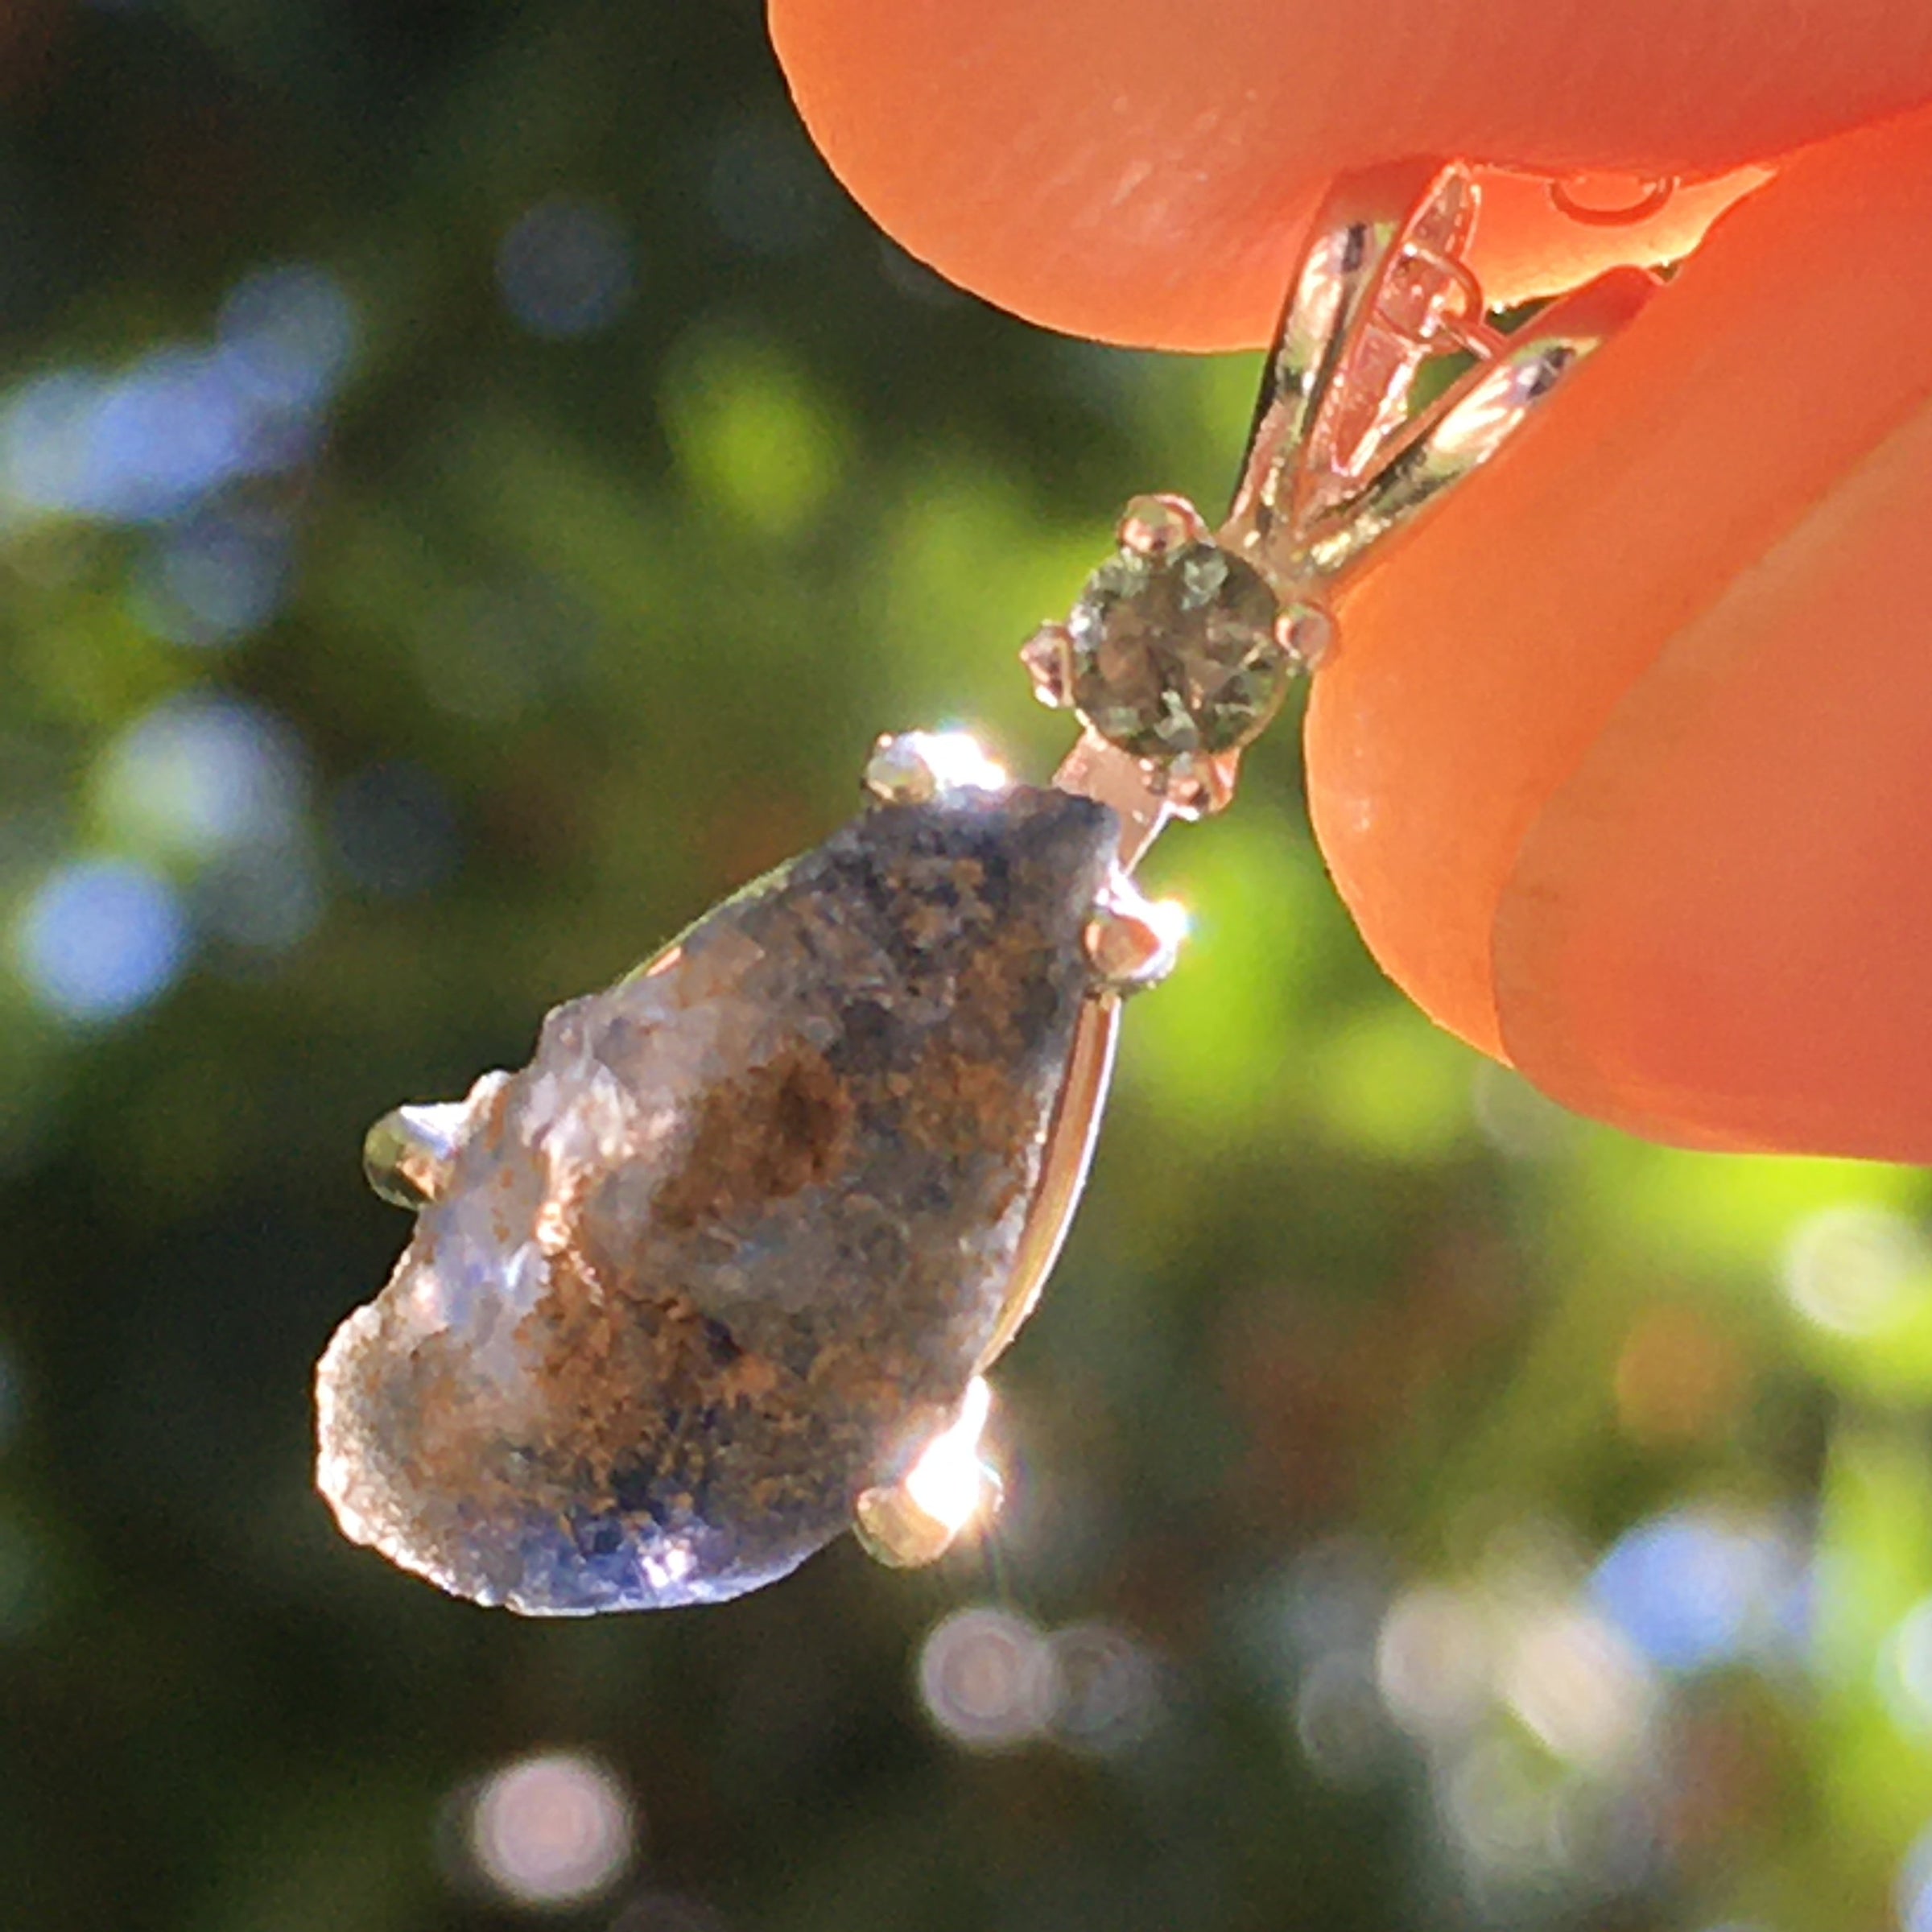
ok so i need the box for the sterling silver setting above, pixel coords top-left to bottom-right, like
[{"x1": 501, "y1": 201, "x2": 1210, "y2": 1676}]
[{"x1": 316, "y1": 162, "x2": 1653, "y2": 1607}]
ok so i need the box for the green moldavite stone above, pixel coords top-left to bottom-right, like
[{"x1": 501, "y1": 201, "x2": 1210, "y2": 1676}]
[
  {"x1": 1066, "y1": 540, "x2": 1288, "y2": 760},
  {"x1": 316, "y1": 782, "x2": 1117, "y2": 1614}
]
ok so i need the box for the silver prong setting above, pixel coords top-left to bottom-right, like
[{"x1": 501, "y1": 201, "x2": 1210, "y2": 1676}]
[
  {"x1": 864, "y1": 729, "x2": 1010, "y2": 805},
  {"x1": 1116, "y1": 492, "x2": 1211, "y2": 560},
  {"x1": 1083, "y1": 876, "x2": 1187, "y2": 993},
  {"x1": 363, "y1": 1099, "x2": 473, "y2": 1209},
  {"x1": 1277, "y1": 600, "x2": 1337, "y2": 673},
  {"x1": 1019, "y1": 622, "x2": 1075, "y2": 710},
  {"x1": 852, "y1": 1376, "x2": 1000, "y2": 1568},
  {"x1": 1162, "y1": 749, "x2": 1242, "y2": 819}
]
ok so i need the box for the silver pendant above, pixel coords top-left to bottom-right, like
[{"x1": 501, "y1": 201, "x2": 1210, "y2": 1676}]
[{"x1": 316, "y1": 163, "x2": 1647, "y2": 1612}]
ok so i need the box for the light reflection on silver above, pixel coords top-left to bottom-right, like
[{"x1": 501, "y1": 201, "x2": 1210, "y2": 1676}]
[
  {"x1": 863, "y1": 729, "x2": 1009, "y2": 806},
  {"x1": 1220, "y1": 163, "x2": 1653, "y2": 597}
]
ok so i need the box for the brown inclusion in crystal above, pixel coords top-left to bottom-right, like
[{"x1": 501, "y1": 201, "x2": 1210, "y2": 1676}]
[{"x1": 316, "y1": 783, "x2": 1116, "y2": 1613}]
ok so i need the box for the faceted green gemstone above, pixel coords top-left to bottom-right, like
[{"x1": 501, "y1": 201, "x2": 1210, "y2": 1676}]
[{"x1": 1065, "y1": 540, "x2": 1289, "y2": 760}]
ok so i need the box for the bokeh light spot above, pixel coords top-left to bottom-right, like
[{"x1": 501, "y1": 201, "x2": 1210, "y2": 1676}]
[
  {"x1": 76, "y1": 348, "x2": 260, "y2": 522},
  {"x1": 14, "y1": 856, "x2": 189, "y2": 1023},
  {"x1": 97, "y1": 695, "x2": 308, "y2": 861},
  {"x1": 328, "y1": 762, "x2": 460, "y2": 898},
  {"x1": 1294, "y1": 1651, "x2": 1392, "y2": 1787},
  {"x1": 1782, "y1": 1204, "x2": 1930, "y2": 1336},
  {"x1": 1047, "y1": 1622, "x2": 1162, "y2": 1756},
  {"x1": 1442, "y1": 1732, "x2": 1563, "y2": 1880},
  {"x1": 1377, "y1": 1585, "x2": 1495, "y2": 1740},
  {"x1": 916, "y1": 1605, "x2": 1055, "y2": 1751},
  {"x1": 0, "y1": 258, "x2": 349, "y2": 530},
  {"x1": 466, "y1": 1751, "x2": 636, "y2": 1909},
  {"x1": 217, "y1": 262, "x2": 359, "y2": 413},
  {"x1": 607, "y1": 1893, "x2": 729, "y2": 1932},
  {"x1": 1901, "y1": 1822, "x2": 1932, "y2": 1932},
  {"x1": 1590, "y1": 1509, "x2": 1795, "y2": 1675},
  {"x1": 195, "y1": 844, "x2": 325, "y2": 955},
  {"x1": 497, "y1": 199, "x2": 637, "y2": 341},
  {"x1": 1499, "y1": 1606, "x2": 1653, "y2": 1768},
  {"x1": 706, "y1": 117, "x2": 837, "y2": 258},
  {"x1": 134, "y1": 511, "x2": 291, "y2": 649},
  {"x1": 1881, "y1": 1597, "x2": 1932, "y2": 1734},
  {"x1": 662, "y1": 336, "x2": 846, "y2": 536}
]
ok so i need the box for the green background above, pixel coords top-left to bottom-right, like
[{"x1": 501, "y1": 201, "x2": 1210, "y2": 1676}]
[{"x1": 2, "y1": 4, "x2": 1929, "y2": 1929}]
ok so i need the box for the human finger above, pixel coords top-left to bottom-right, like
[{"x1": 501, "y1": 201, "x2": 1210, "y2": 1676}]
[
  {"x1": 771, "y1": 0, "x2": 1931, "y2": 346},
  {"x1": 1304, "y1": 101, "x2": 1932, "y2": 1158}
]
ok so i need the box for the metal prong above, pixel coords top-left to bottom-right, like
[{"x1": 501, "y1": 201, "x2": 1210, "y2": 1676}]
[
  {"x1": 864, "y1": 729, "x2": 1009, "y2": 804},
  {"x1": 1019, "y1": 622, "x2": 1075, "y2": 711},
  {"x1": 853, "y1": 1377, "x2": 997, "y2": 1568},
  {"x1": 1084, "y1": 879, "x2": 1187, "y2": 994},
  {"x1": 1163, "y1": 749, "x2": 1242, "y2": 819},
  {"x1": 1116, "y1": 493, "x2": 1211, "y2": 559}
]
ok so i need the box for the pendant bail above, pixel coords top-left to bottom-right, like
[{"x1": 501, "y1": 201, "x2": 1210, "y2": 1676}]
[
  {"x1": 1221, "y1": 160, "x2": 1660, "y2": 596},
  {"x1": 1035, "y1": 160, "x2": 1659, "y2": 861}
]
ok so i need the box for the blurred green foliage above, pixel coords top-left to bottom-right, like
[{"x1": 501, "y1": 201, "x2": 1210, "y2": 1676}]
[{"x1": 2, "y1": 5, "x2": 1931, "y2": 1931}]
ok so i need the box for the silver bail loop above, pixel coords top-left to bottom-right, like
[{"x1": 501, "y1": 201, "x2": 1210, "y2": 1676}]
[{"x1": 1222, "y1": 159, "x2": 1657, "y2": 592}]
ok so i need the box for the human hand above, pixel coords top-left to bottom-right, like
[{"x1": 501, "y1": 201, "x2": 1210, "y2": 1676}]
[{"x1": 772, "y1": 0, "x2": 1932, "y2": 1162}]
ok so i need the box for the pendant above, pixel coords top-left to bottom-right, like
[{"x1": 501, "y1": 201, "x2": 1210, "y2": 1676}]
[{"x1": 316, "y1": 163, "x2": 1650, "y2": 1612}]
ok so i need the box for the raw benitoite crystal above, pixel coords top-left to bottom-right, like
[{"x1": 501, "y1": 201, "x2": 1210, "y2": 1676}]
[{"x1": 316, "y1": 779, "x2": 1117, "y2": 1613}]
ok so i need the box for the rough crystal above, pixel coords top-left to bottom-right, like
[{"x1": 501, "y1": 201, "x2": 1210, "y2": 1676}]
[{"x1": 316, "y1": 784, "x2": 1117, "y2": 1613}]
